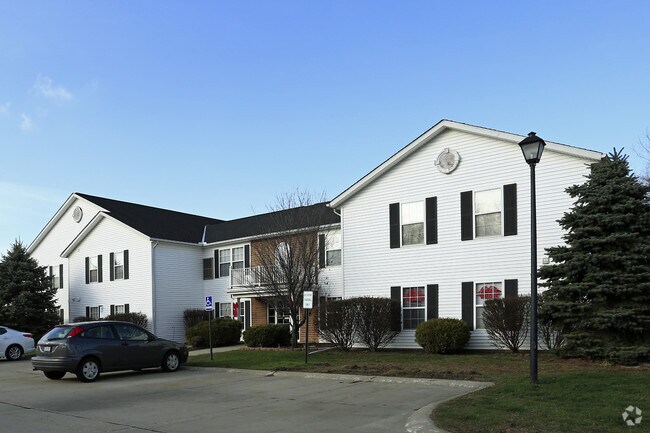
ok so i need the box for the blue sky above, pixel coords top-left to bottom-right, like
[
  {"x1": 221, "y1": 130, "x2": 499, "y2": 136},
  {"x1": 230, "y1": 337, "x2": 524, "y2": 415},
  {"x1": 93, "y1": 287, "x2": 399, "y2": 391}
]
[{"x1": 1, "y1": 1, "x2": 649, "y2": 252}]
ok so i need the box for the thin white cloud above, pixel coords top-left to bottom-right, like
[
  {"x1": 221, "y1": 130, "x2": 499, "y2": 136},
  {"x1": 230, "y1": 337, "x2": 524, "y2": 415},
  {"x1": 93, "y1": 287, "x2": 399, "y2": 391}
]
[
  {"x1": 20, "y1": 113, "x2": 34, "y2": 131},
  {"x1": 32, "y1": 75, "x2": 73, "y2": 101},
  {"x1": 0, "y1": 102, "x2": 10, "y2": 116}
]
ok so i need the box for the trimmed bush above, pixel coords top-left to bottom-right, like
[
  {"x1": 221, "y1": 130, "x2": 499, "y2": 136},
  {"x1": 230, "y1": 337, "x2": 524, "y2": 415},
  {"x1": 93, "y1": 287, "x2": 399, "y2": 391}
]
[
  {"x1": 482, "y1": 296, "x2": 530, "y2": 353},
  {"x1": 243, "y1": 324, "x2": 291, "y2": 347},
  {"x1": 318, "y1": 299, "x2": 358, "y2": 351},
  {"x1": 355, "y1": 297, "x2": 401, "y2": 351},
  {"x1": 104, "y1": 312, "x2": 149, "y2": 328},
  {"x1": 186, "y1": 318, "x2": 242, "y2": 348},
  {"x1": 415, "y1": 318, "x2": 470, "y2": 354},
  {"x1": 184, "y1": 308, "x2": 208, "y2": 330}
]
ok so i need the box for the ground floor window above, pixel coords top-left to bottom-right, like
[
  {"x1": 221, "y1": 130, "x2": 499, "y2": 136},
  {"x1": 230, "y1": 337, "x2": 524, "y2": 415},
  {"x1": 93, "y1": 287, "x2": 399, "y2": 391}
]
[
  {"x1": 268, "y1": 304, "x2": 291, "y2": 324},
  {"x1": 475, "y1": 282, "x2": 502, "y2": 329},
  {"x1": 220, "y1": 302, "x2": 232, "y2": 318},
  {"x1": 402, "y1": 287, "x2": 425, "y2": 329},
  {"x1": 89, "y1": 306, "x2": 101, "y2": 320}
]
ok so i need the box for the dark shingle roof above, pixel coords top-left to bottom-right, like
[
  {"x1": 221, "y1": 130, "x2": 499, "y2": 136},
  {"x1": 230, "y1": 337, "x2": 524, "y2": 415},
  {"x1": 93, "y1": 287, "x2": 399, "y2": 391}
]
[
  {"x1": 76, "y1": 193, "x2": 223, "y2": 243},
  {"x1": 204, "y1": 203, "x2": 340, "y2": 243}
]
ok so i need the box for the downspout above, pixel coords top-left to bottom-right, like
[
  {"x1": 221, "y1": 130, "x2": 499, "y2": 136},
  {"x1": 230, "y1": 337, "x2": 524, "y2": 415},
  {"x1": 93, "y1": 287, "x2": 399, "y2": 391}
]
[{"x1": 151, "y1": 241, "x2": 159, "y2": 335}]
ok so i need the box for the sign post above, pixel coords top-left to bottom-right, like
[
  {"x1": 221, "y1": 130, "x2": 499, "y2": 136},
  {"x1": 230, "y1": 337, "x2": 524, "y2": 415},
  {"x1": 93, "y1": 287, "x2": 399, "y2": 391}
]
[
  {"x1": 205, "y1": 296, "x2": 214, "y2": 360},
  {"x1": 303, "y1": 291, "x2": 313, "y2": 364}
]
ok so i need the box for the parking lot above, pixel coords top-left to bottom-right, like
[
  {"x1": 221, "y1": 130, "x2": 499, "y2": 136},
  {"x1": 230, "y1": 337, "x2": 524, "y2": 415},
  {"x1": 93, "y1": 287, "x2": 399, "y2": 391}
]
[{"x1": 0, "y1": 358, "x2": 488, "y2": 433}]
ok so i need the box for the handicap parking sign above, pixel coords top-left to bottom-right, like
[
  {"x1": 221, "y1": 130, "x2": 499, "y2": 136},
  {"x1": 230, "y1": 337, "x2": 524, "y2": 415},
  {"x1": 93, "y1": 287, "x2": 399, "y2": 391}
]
[{"x1": 205, "y1": 296, "x2": 213, "y2": 311}]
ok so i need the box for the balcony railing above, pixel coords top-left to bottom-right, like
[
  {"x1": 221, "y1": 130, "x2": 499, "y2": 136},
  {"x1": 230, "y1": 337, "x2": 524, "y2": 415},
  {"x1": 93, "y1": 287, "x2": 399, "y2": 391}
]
[{"x1": 231, "y1": 266, "x2": 314, "y2": 287}]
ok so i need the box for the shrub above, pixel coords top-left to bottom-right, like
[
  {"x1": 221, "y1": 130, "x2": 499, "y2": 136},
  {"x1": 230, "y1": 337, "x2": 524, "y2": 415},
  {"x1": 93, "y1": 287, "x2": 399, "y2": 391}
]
[
  {"x1": 72, "y1": 316, "x2": 97, "y2": 323},
  {"x1": 538, "y1": 292, "x2": 567, "y2": 351},
  {"x1": 186, "y1": 318, "x2": 242, "y2": 348},
  {"x1": 415, "y1": 318, "x2": 470, "y2": 354},
  {"x1": 184, "y1": 308, "x2": 208, "y2": 330},
  {"x1": 104, "y1": 312, "x2": 149, "y2": 328},
  {"x1": 354, "y1": 297, "x2": 400, "y2": 351},
  {"x1": 243, "y1": 324, "x2": 291, "y2": 347},
  {"x1": 482, "y1": 296, "x2": 530, "y2": 353},
  {"x1": 318, "y1": 299, "x2": 358, "y2": 351}
]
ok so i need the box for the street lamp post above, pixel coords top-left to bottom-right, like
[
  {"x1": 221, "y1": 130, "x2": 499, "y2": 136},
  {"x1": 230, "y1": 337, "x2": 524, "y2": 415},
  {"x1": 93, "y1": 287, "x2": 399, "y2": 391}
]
[{"x1": 518, "y1": 131, "x2": 546, "y2": 385}]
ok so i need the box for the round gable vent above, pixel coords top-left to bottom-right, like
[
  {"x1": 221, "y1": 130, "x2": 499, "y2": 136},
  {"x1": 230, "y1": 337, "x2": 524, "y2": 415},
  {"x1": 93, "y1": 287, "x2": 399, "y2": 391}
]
[{"x1": 436, "y1": 148, "x2": 460, "y2": 174}]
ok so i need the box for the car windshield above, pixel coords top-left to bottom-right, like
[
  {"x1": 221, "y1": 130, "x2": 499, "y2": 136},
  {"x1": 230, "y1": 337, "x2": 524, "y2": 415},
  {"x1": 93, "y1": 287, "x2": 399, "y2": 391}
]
[{"x1": 43, "y1": 326, "x2": 75, "y2": 340}]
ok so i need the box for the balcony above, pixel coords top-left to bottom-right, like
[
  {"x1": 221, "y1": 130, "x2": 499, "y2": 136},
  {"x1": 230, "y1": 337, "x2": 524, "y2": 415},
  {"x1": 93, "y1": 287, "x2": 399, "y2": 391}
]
[{"x1": 231, "y1": 267, "x2": 265, "y2": 287}]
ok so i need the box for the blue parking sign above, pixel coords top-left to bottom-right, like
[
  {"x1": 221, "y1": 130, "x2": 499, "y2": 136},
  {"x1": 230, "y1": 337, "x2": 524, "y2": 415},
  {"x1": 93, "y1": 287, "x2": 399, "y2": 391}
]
[{"x1": 205, "y1": 296, "x2": 213, "y2": 311}]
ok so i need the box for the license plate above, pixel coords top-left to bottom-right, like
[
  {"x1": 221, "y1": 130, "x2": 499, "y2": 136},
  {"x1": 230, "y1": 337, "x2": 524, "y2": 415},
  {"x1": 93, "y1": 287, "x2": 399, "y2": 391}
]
[{"x1": 42, "y1": 346, "x2": 51, "y2": 352}]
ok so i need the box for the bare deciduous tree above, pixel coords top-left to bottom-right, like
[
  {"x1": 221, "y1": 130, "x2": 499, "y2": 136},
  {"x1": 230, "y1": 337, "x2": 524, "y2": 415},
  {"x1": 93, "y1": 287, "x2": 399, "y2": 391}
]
[{"x1": 245, "y1": 190, "x2": 338, "y2": 348}]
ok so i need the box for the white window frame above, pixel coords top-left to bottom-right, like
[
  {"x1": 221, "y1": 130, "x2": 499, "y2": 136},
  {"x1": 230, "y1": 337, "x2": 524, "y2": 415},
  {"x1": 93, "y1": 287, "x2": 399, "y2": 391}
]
[
  {"x1": 475, "y1": 281, "x2": 503, "y2": 329},
  {"x1": 325, "y1": 232, "x2": 341, "y2": 267},
  {"x1": 401, "y1": 201, "x2": 424, "y2": 246},
  {"x1": 218, "y1": 246, "x2": 249, "y2": 278},
  {"x1": 268, "y1": 303, "x2": 291, "y2": 324},
  {"x1": 89, "y1": 257, "x2": 99, "y2": 283},
  {"x1": 114, "y1": 304, "x2": 126, "y2": 315},
  {"x1": 474, "y1": 188, "x2": 502, "y2": 237},
  {"x1": 402, "y1": 286, "x2": 425, "y2": 330},
  {"x1": 219, "y1": 249, "x2": 231, "y2": 277},
  {"x1": 113, "y1": 251, "x2": 124, "y2": 280},
  {"x1": 232, "y1": 247, "x2": 244, "y2": 271},
  {"x1": 219, "y1": 302, "x2": 232, "y2": 318},
  {"x1": 89, "y1": 306, "x2": 101, "y2": 320},
  {"x1": 51, "y1": 267, "x2": 60, "y2": 289}
]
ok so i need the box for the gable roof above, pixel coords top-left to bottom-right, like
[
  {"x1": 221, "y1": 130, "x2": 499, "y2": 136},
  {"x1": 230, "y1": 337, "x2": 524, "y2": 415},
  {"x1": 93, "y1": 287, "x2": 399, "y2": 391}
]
[
  {"x1": 329, "y1": 119, "x2": 604, "y2": 208},
  {"x1": 75, "y1": 193, "x2": 224, "y2": 244},
  {"x1": 204, "y1": 203, "x2": 340, "y2": 244}
]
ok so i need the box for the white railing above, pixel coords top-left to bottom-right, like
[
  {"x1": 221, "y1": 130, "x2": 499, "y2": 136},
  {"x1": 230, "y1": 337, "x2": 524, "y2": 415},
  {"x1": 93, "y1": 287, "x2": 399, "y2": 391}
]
[{"x1": 231, "y1": 267, "x2": 263, "y2": 287}]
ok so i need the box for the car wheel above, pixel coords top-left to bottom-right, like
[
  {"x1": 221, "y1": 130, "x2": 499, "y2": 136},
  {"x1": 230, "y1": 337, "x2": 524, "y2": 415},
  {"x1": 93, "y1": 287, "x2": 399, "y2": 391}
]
[
  {"x1": 5, "y1": 344, "x2": 23, "y2": 361},
  {"x1": 44, "y1": 371, "x2": 66, "y2": 380},
  {"x1": 161, "y1": 351, "x2": 180, "y2": 372},
  {"x1": 76, "y1": 358, "x2": 101, "y2": 382}
]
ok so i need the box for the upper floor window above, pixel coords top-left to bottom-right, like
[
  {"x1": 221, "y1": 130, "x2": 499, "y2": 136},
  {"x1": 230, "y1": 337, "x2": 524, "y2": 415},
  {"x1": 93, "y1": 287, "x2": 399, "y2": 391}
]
[
  {"x1": 275, "y1": 242, "x2": 290, "y2": 267},
  {"x1": 402, "y1": 202, "x2": 424, "y2": 245},
  {"x1": 219, "y1": 249, "x2": 231, "y2": 277},
  {"x1": 475, "y1": 189, "x2": 502, "y2": 237},
  {"x1": 326, "y1": 232, "x2": 341, "y2": 266},
  {"x1": 88, "y1": 256, "x2": 100, "y2": 283},
  {"x1": 203, "y1": 258, "x2": 214, "y2": 280},
  {"x1": 50, "y1": 266, "x2": 61, "y2": 289},
  {"x1": 113, "y1": 252, "x2": 124, "y2": 280},
  {"x1": 232, "y1": 247, "x2": 244, "y2": 270},
  {"x1": 215, "y1": 245, "x2": 251, "y2": 278}
]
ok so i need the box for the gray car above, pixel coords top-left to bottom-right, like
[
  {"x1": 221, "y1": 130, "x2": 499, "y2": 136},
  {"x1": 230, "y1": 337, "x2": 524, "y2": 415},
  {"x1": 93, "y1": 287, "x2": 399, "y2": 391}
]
[{"x1": 32, "y1": 321, "x2": 189, "y2": 382}]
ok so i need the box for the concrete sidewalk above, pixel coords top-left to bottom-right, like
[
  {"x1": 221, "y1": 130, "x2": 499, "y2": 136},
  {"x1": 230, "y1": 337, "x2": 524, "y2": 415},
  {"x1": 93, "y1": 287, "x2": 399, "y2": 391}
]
[{"x1": 188, "y1": 343, "x2": 245, "y2": 356}]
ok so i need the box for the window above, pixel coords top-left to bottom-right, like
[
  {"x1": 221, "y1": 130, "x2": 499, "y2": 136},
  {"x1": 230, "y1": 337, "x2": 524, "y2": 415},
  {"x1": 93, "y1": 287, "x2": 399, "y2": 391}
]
[
  {"x1": 219, "y1": 302, "x2": 232, "y2": 318},
  {"x1": 115, "y1": 305, "x2": 126, "y2": 315},
  {"x1": 475, "y1": 282, "x2": 502, "y2": 329},
  {"x1": 114, "y1": 323, "x2": 149, "y2": 341},
  {"x1": 82, "y1": 325, "x2": 116, "y2": 339},
  {"x1": 219, "y1": 249, "x2": 231, "y2": 277},
  {"x1": 51, "y1": 267, "x2": 60, "y2": 289},
  {"x1": 89, "y1": 257, "x2": 99, "y2": 283},
  {"x1": 401, "y1": 202, "x2": 424, "y2": 245},
  {"x1": 475, "y1": 189, "x2": 502, "y2": 237},
  {"x1": 402, "y1": 287, "x2": 425, "y2": 329},
  {"x1": 268, "y1": 304, "x2": 291, "y2": 324},
  {"x1": 232, "y1": 247, "x2": 244, "y2": 270},
  {"x1": 89, "y1": 306, "x2": 101, "y2": 320},
  {"x1": 113, "y1": 252, "x2": 124, "y2": 280},
  {"x1": 326, "y1": 232, "x2": 341, "y2": 266},
  {"x1": 203, "y1": 258, "x2": 214, "y2": 280},
  {"x1": 275, "y1": 242, "x2": 290, "y2": 266}
]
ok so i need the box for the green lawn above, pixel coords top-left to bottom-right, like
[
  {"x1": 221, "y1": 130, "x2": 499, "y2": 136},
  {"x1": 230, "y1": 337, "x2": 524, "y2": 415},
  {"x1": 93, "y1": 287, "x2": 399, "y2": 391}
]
[{"x1": 187, "y1": 349, "x2": 649, "y2": 433}]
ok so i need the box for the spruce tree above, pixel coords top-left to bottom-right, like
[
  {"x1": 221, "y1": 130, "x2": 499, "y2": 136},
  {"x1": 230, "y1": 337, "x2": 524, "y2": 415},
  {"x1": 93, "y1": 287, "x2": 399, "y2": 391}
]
[
  {"x1": 539, "y1": 149, "x2": 650, "y2": 364},
  {"x1": 0, "y1": 240, "x2": 60, "y2": 336}
]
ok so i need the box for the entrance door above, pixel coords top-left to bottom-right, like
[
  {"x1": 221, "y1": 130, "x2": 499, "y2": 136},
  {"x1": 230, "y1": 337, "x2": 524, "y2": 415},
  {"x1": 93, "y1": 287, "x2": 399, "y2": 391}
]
[{"x1": 238, "y1": 299, "x2": 251, "y2": 331}]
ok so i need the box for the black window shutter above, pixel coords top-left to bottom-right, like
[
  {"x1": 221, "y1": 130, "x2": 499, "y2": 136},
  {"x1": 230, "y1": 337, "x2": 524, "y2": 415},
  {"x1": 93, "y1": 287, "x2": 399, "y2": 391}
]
[
  {"x1": 427, "y1": 284, "x2": 439, "y2": 320},
  {"x1": 110, "y1": 305, "x2": 115, "y2": 315},
  {"x1": 505, "y1": 279, "x2": 518, "y2": 298},
  {"x1": 460, "y1": 191, "x2": 473, "y2": 241},
  {"x1": 97, "y1": 255, "x2": 103, "y2": 283},
  {"x1": 461, "y1": 281, "x2": 474, "y2": 330},
  {"x1": 318, "y1": 234, "x2": 326, "y2": 268},
  {"x1": 245, "y1": 301, "x2": 251, "y2": 329},
  {"x1": 244, "y1": 245, "x2": 251, "y2": 268},
  {"x1": 124, "y1": 304, "x2": 130, "y2": 314},
  {"x1": 390, "y1": 286, "x2": 402, "y2": 332},
  {"x1": 503, "y1": 184, "x2": 517, "y2": 236},
  {"x1": 215, "y1": 302, "x2": 220, "y2": 317},
  {"x1": 214, "y1": 249, "x2": 220, "y2": 278},
  {"x1": 389, "y1": 203, "x2": 400, "y2": 249},
  {"x1": 124, "y1": 250, "x2": 129, "y2": 280},
  {"x1": 425, "y1": 197, "x2": 438, "y2": 245},
  {"x1": 59, "y1": 264, "x2": 64, "y2": 289},
  {"x1": 85, "y1": 257, "x2": 90, "y2": 284},
  {"x1": 86, "y1": 306, "x2": 90, "y2": 317},
  {"x1": 109, "y1": 252, "x2": 115, "y2": 281},
  {"x1": 49, "y1": 266, "x2": 53, "y2": 288}
]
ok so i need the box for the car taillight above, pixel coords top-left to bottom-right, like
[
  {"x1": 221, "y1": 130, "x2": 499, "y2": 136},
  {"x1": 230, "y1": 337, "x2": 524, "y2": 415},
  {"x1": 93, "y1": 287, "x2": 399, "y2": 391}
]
[
  {"x1": 23, "y1": 333, "x2": 33, "y2": 338},
  {"x1": 67, "y1": 326, "x2": 84, "y2": 338}
]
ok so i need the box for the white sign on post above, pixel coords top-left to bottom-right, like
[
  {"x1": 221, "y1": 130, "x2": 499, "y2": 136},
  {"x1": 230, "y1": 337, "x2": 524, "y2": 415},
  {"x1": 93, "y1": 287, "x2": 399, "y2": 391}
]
[
  {"x1": 303, "y1": 291, "x2": 313, "y2": 309},
  {"x1": 205, "y1": 296, "x2": 214, "y2": 311}
]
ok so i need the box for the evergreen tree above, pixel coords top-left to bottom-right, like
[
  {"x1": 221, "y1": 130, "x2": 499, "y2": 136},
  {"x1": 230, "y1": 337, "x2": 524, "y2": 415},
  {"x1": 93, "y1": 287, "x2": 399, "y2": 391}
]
[
  {"x1": 539, "y1": 149, "x2": 650, "y2": 365},
  {"x1": 0, "y1": 240, "x2": 60, "y2": 336}
]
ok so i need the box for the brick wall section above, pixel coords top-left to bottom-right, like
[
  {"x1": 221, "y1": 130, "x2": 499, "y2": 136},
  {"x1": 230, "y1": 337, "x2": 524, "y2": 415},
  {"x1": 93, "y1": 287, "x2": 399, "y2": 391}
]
[
  {"x1": 299, "y1": 307, "x2": 320, "y2": 344},
  {"x1": 251, "y1": 298, "x2": 267, "y2": 327}
]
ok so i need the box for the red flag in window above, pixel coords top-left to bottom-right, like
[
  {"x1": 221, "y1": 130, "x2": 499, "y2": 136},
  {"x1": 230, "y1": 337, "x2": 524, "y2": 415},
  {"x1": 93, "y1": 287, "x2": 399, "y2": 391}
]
[
  {"x1": 477, "y1": 285, "x2": 501, "y2": 300},
  {"x1": 233, "y1": 302, "x2": 239, "y2": 318},
  {"x1": 404, "y1": 288, "x2": 425, "y2": 303}
]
